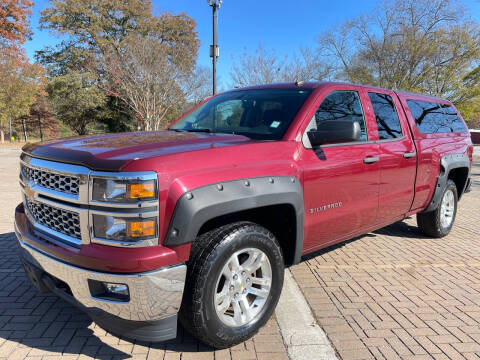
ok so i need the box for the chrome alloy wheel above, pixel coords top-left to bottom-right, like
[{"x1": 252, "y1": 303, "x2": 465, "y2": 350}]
[
  {"x1": 214, "y1": 248, "x2": 272, "y2": 327},
  {"x1": 440, "y1": 189, "x2": 455, "y2": 229}
]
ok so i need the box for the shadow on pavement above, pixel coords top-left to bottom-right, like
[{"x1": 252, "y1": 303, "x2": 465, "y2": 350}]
[
  {"x1": 372, "y1": 217, "x2": 430, "y2": 239},
  {"x1": 0, "y1": 232, "x2": 213, "y2": 359},
  {"x1": 301, "y1": 218, "x2": 429, "y2": 262}
]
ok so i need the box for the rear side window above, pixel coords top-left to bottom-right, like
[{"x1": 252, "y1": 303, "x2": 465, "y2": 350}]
[
  {"x1": 442, "y1": 105, "x2": 467, "y2": 132},
  {"x1": 314, "y1": 90, "x2": 367, "y2": 141},
  {"x1": 407, "y1": 100, "x2": 467, "y2": 134},
  {"x1": 368, "y1": 92, "x2": 403, "y2": 140}
]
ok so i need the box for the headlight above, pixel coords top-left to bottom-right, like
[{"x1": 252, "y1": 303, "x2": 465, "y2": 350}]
[
  {"x1": 92, "y1": 178, "x2": 157, "y2": 203},
  {"x1": 92, "y1": 214, "x2": 157, "y2": 242}
]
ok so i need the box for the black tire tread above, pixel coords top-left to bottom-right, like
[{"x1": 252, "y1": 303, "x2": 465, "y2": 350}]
[
  {"x1": 179, "y1": 221, "x2": 281, "y2": 348},
  {"x1": 417, "y1": 179, "x2": 457, "y2": 238}
]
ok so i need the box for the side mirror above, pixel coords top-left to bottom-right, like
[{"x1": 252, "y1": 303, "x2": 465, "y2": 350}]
[{"x1": 307, "y1": 120, "x2": 361, "y2": 147}]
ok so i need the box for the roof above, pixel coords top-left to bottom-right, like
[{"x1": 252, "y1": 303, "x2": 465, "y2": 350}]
[{"x1": 228, "y1": 81, "x2": 449, "y2": 103}]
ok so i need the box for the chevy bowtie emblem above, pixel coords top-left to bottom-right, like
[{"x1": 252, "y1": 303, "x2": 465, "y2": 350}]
[{"x1": 24, "y1": 183, "x2": 35, "y2": 200}]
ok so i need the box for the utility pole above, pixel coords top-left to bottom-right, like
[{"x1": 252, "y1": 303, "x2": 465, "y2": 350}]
[{"x1": 208, "y1": 0, "x2": 222, "y2": 95}]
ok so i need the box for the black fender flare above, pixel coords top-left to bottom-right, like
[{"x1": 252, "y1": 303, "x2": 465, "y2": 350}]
[
  {"x1": 164, "y1": 176, "x2": 304, "y2": 264},
  {"x1": 423, "y1": 153, "x2": 470, "y2": 212}
]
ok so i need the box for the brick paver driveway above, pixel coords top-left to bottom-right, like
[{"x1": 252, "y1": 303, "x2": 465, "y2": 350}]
[
  {"x1": 291, "y1": 160, "x2": 480, "y2": 359},
  {"x1": 1, "y1": 145, "x2": 480, "y2": 360},
  {"x1": 0, "y1": 148, "x2": 288, "y2": 360}
]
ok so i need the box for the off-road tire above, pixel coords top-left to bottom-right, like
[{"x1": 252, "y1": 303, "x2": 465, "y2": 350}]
[
  {"x1": 417, "y1": 179, "x2": 458, "y2": 238},
  {"x1": 179, "y1": 221, "x2": 284, "y2": 349}
]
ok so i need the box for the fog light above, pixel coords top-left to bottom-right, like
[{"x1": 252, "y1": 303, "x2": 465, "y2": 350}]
[
  {"x1": 88, "y1": 279, "x2": 130, "y2": 302},
  {"x1": 105, "y1": 283, "x2": 129, "y2": 295}
]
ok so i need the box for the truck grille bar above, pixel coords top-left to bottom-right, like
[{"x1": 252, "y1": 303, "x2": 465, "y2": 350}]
[
  {"x1": 21, "y1": 163, "x2": 80, "y2": 195},
  {"x1": 25, "y1": 198, "x2": 81, "y2": 239}
]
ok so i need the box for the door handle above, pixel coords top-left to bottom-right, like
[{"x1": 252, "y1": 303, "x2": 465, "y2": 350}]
[
  {"x1": 403, "y1": 152, "x2": 416, "y2": 159},
  {"x1": 363, "y1": 156, "x2": 379, "y2": 164}
]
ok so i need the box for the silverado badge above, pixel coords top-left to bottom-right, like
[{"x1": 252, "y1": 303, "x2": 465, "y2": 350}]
[{"x1": 309, "y1": 202, "x2": 342, "y2": 214}]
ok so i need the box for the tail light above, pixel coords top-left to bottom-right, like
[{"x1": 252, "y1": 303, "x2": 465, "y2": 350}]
[{"x1": 467, "y1": 145, "x2": 474, "y2": 165}]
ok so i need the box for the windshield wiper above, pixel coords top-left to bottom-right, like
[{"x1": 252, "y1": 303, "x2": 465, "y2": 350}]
[{"x1": 182, "y1": 128, "x2": 212, "y2": 133}]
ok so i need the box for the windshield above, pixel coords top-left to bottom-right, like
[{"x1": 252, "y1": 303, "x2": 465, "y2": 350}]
[{"x1": 169, "y1": 88, "x2": 313, "y2": 140}]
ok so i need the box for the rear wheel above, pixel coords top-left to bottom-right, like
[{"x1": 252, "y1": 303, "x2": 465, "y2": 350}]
[
  {"x1": 179, "y1": 222, "x2": 284, "y2": 349},
  {"x1": 417, "y1": 179, "x2": 458, "y2": 238}
]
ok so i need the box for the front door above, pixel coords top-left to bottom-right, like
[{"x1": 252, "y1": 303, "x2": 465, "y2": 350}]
[{"x1": 300, "y1": 88, "x2": 380, "y2": 252}]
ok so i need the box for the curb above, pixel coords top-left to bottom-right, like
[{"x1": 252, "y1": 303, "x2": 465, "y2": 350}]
[{"x1": 275, "y1": 269, "x2": 338, "y2": 360}]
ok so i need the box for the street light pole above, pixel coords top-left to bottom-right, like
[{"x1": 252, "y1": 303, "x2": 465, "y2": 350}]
[{"x1": 208, "y1": 0, "x2": 222, "y2": 95}]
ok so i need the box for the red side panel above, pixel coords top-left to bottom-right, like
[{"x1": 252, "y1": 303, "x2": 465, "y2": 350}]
[{"x1": 396, "y1": 93, "x2": 472, "y2": 211}]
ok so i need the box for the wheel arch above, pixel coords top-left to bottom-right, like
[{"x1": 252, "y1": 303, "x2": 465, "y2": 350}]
[
  {"x1": 423, "y1": 153, "x2": 470, "y2": 212},
  {"x1": 447, "y1": 167, "x2": 469, "y2": 200},
  {"x1": 163, "y1": 176, "x2": 304, "y2": 266}
]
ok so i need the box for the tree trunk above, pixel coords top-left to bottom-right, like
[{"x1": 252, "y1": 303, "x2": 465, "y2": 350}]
[
  {"x1": 0, "y1": 130, "x2": 4, "y2": 143},
  {"x1": 37, "y1": 114, "x2": 43, "y2": 141},
  {"x1": 22, "y1": 118, "x2": 28, "y2": 142}
]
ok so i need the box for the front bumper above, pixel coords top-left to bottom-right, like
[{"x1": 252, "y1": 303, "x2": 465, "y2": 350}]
[{"x1": 15, "y1": 215, "x2": 187, "y2": 342}]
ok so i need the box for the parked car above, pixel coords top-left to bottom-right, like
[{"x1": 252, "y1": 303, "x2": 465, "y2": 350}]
[
  {"x1": 470, "y1": 129, "x2": 480, "y2": 144},
  {"x1": 15, "y1": 82, "x2": 473, "y2": 348}
]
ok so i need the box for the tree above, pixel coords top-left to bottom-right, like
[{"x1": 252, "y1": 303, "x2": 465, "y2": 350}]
[
  {"x1": 0, "y1": 46, "x2": 45, "y2": 142},
  {"x1": 317, "y1": 0, "x2": 480, "y2": 122},
  {"x1": 230, "y1": 44, "x2": 330, "y2": 88},
  {"x1": 36, "y1": 44, "x2": 137, "y2": 134},
  {"x1": 0, "y1": 0, "x2": 33, "y2": 47},
  {"x1": 39, "y1": 0, "x2": 152, "y2": 48},
  {"x1": 28, "y1": 95, "x2": 59, "y2": 141},
  {"x1": 46, "y1": 71, "x2": 108, "y2": 135},
  {"x1": 98, "y1": 95, "x2": 136, "y2": 133},
  {"x1": 39, "y1": 0, "x2": 201, "y2": 131},
  {"x1": 230, "y1": 45, "x2": 289, "y2": 87},
  {"x1": 96, "y1": 13, "x2": 200, "y2": 130},
  {"x1": 453, "y1": 67, "x2": 480, "y2": 124},
  {"x1": 0, "y1": 0, "x2": 39, "y2": 142},
  {"x1": 185, "y1": 65, "x2": 212, "y2": 106}
]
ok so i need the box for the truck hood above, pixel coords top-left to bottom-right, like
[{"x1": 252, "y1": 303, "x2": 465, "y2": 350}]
[{"x1": 22, "y1": 131, "x2": 258, "y2": 171}]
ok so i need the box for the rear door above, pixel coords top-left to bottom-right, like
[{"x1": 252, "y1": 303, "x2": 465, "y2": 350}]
[
  {"x1": 366, "y1": 90, "x2": 417, "y2": 221},
  {"x1": 299, "y1": 86, "x2": 380, "y2": 252}
]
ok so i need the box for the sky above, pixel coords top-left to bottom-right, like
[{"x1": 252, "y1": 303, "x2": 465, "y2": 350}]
[{"x1": 25, "y1": 0, "x2": 480, "y2": 89}]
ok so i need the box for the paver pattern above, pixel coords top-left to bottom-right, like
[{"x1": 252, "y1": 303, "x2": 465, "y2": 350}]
[
  {"x1": 0, "y1": 148, "x2": 288, "y2": 360},
  {"x1": 2, "y1": 144, "x2": 480, "y2": 360},
  {"x1": 291, "y1": 159, "x2": 480, "y2": 359}
]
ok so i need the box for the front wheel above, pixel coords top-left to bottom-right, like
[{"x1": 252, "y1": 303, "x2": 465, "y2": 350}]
[
  {"x1": 417, "y1": 179, "x2": 458, "y2": 238},
  {"x1": 179, "y1": 222, "x2": 284, "y2": 348}
]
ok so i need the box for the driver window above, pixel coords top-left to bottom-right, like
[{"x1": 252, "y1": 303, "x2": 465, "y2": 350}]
[{"x1": 313, "y1": 90, "x2": 368, "y2": 142}]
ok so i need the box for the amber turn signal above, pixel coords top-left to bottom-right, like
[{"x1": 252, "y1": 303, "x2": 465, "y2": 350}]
[
  {"x1": 127, "y1": 183, "x2": 155, "y2": 199},
  {"x1": 126, "y1": 220, "x2": 156, "y2": 238}
]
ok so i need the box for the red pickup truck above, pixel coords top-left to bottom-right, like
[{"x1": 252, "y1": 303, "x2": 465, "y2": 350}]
[{"x1": 15, "y1": 82, "x2": 473, "y2": 348}]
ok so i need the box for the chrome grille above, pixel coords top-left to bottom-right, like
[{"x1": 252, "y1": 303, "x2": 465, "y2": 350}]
[
  {"x1": 21, "y1": 164, "x2": 79, "y2": 195},
  {"x1": 25, "y1": 198, "x2": 81, "y2": 239}
]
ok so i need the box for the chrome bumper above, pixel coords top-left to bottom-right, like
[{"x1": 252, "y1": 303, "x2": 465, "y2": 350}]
[{"x1": 15, "y1": 222, "x2": 186, "y2": 322}]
